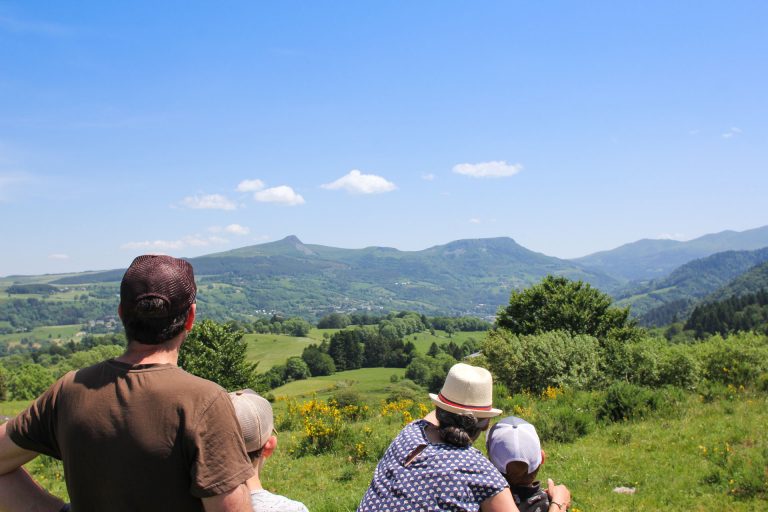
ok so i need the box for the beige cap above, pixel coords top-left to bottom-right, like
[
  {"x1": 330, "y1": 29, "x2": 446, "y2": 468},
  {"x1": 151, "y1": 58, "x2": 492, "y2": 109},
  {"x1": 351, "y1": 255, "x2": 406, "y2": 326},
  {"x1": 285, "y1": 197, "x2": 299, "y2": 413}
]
[{"x1": 229, "y1": 389, "x2": 275, "y2": 452}]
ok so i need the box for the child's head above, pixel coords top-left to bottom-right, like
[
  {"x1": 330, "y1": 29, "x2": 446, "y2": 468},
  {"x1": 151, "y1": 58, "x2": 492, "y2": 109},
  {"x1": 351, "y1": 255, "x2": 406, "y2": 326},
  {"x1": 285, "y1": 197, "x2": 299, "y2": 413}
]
[
  {"x1": 229, "y1": 389, "x2": 277, "y2": 466},
  {"x1": 486, "y1": 416, "x2": 544, "y2": 486}
]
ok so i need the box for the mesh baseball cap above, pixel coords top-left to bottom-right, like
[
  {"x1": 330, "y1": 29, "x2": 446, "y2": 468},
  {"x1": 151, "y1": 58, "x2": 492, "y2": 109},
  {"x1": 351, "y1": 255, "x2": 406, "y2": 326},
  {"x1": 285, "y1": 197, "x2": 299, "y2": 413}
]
[
  {"x1": 229, "y1": 389, "x2": 275, "y2": 452},
  {"x1": 120, "y1": 255, "x2": 196, "y2": 317},
  {"x1": 486, "y1": 416, "x2": 542, "y2": 475}
]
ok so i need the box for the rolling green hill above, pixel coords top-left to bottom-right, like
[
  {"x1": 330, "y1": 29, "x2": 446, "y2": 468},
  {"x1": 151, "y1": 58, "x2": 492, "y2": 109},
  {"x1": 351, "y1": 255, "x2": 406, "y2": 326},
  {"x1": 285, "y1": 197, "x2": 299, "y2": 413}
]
[
  {"x1": 615, "y1": 247, "x2": 768, "y2": 326},
  {"x1": 575, "y1": 225, "x2": 768, "y2": 282},
  {"x1": 707, "y1": 260, "x2": 768, "y2": 302},
  {"x1": 44, "y1": 236, "x2": 619, "y2": 321}
]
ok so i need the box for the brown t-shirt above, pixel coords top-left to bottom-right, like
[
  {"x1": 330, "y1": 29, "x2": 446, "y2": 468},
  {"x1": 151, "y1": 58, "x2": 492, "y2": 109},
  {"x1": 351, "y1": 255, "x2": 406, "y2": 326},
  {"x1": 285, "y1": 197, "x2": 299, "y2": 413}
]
[{"x1": 8, "y1": 359, "x2": 254, "y2": 512}]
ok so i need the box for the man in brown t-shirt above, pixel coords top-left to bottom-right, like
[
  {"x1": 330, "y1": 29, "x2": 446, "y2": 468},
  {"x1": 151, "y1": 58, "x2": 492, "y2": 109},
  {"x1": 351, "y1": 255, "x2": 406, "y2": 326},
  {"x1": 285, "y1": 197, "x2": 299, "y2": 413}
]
[{"x1": 0, "y1": 255, "x2": 254, "y2": 512}]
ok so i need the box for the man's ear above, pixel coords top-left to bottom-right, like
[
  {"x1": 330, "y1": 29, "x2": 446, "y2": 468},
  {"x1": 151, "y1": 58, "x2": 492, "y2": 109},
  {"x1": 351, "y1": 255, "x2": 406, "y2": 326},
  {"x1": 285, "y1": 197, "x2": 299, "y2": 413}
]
[
  {"x1": 262, "y1": 435, "x2": 277, "y2": 459},
  {"x1": 541, "y1": 449, "x2": 547, "y2": 465},
  {"x1": 117, "y1": 304, "x2": 123, "y2": 320},
  {"x1": 184, "y1": 304, "x2": 196, "y2": 331}
]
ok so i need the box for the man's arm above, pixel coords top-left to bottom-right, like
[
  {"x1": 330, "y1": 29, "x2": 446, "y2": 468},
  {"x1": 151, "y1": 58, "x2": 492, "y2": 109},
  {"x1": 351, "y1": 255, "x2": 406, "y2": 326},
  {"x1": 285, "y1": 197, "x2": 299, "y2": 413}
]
[
  {"x1": 0, "y1": 467, "x2": 65, "y2": 512},
  {"x1": 201, "y1": 483, "x2": 251, "y2": 512},
  {"x1": 0, "y1": 422, "x2": 37, "y2": 475},
  {"x1": 0, "y1": 422, "x2": 64, "y2": 512}
]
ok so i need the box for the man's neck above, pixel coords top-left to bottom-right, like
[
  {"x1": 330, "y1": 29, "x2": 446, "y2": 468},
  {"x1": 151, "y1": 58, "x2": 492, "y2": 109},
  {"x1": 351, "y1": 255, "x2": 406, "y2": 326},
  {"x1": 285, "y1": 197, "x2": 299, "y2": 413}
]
[
  {"x1": 245, "y1": 473, "x2": 263, "y2": 492},
  {"x1": 115, "y1": 336, "x2": 183, "y2": 365}
]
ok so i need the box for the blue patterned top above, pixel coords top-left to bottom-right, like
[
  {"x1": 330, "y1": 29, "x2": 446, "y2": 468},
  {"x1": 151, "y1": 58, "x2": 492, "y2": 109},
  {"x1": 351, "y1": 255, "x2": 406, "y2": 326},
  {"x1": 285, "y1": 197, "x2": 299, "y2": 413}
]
[{"x1": 358, "y1": 419, "x2": 508, "y2": 512}]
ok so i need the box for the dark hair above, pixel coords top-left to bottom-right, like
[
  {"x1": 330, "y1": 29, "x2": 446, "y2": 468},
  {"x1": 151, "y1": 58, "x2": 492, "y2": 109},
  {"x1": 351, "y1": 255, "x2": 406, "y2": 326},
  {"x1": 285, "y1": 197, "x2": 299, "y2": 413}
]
[
  {"x1": 435, "y1": 408, "x2": 488, "y2": 448},
  {"x1": 247, "y1": 448, "x2": 264, "y2": 463},
  {"x1": 504, "y1": 460, "x2": 540, "y2": 486},
  {"x1": 122, "y1": 298, "x2": 190, "y2": 345}
]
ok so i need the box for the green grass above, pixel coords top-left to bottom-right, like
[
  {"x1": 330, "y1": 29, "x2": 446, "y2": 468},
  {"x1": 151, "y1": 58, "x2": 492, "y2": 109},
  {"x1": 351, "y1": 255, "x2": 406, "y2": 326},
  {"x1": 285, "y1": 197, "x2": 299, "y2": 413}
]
[
  {"x1": 264, "y1": 389, "x2": 768, "y2": 511},
  {"x1": 0, "y1": 324, "x2": 83, "y2": 346},
  {"x1": 245, "y1": 329, "x2": 486, "y2": 372},
  {"x1": 9, "y1": 374, "x2": 766, "y2": 510},
  {"x1": 307, "y1": 327, "x2": 340, "y2": 341},
  {"x1": 244, "y1": 333, "x2": 316, "y2": 371},
  {"x1": 0, "y1": 400, "x2": 29, "y2": 417},
  {"x1": 405, "y1": 330, "x2": 485, "y2": 353},
  {"x1": 271, "y1": 367, "x2": 406, "y2": 402}
]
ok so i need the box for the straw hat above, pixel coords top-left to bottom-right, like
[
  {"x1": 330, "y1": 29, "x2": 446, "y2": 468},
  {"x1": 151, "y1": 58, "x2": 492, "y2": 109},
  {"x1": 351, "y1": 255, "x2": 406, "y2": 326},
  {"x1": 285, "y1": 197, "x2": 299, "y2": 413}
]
[{"x1": 428, "y1": 363, "x2": 502, "y2": 418}]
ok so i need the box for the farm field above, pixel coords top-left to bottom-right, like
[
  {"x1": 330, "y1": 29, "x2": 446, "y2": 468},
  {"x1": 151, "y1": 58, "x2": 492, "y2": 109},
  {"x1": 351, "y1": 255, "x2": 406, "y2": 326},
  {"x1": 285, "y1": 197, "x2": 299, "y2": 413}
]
[
  {"x1": 243, "y1": 333, "x2": 316, "y2": 371},
  {"x1": 0, "y1": 324, "x2": 84, "y2": 347},
  {"x1": 406, "y1": 330, "x2": 485, "y2": 353},
  {"x1": 270, "y1": 367, "x2": 407, "y2": 403},
  {"x1": 244, "y1": 329, "x2": 487, "y2": 371}
]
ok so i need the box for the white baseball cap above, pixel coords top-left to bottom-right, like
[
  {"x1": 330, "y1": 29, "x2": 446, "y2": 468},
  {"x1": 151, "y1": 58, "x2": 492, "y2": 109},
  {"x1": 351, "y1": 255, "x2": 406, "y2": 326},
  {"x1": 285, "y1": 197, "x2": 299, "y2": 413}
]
[
  {"x1": 229, "y1": 389, "x2": 275, "y2": 452},
  {"x1": 486, "y1": 416, "x2": 542, "y2": 475}
]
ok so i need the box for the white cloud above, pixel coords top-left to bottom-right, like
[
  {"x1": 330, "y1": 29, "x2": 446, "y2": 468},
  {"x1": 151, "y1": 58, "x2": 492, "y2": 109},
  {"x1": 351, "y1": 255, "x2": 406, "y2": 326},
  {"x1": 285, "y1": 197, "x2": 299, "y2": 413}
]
[
  {"x1": 422, "y1": 173, "x2": 435, "y2": 181},
  {"x1": 722, "y1": 127, "x2": 742, "y2": 139},
  {"x1": 224, "y1": 224, "x2": 250, "y2": 235},
  {"x1": 254, "y1": 186, "x2": 305, "y2": 205},
  {"x1": 120, "y1": 235, "x2": 229, "y2": 251},
  {"x1": 48, "y1": 253, "x2": 69, "y2": 260},
  {"x1": 469, "y1": 218, "x2": 481, "y2": 224},
  {"x1": 321, "y1": 169, "x2": 397, "y2": 194},
  {"x1": 236, "y1": 179, "x2": 265, "y2": 192},
  {"x1": 179, "y1": 194, "x2": 237, "y2": 210},
  {"x1": 452, "y1": 160, "x2": 523, "y2": 178},
  {"x1": 657, "y1": 233, "x2": 685, "y2": 240}
]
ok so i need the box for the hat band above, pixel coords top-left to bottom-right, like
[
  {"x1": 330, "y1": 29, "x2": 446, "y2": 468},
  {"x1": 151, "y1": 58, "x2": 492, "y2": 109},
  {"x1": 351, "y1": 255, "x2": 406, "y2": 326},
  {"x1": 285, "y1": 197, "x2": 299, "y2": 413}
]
[{"x1": 437, "y1": 393, "x2": 492, "y2": 411}]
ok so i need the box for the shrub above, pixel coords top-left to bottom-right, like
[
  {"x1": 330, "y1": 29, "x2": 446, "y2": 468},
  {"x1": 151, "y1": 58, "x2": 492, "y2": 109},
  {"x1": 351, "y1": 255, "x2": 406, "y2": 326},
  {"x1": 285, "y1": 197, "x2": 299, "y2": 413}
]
[
  {"x1": 598, "y1": 382, "x2": 660, "y2": 423},
  {"x1": 603, "y1": 337, "x2": 702, "y2": 389},
  {"x1": 698, "y1": 333, "x2": 768, "y2": 386},
  {"x1": 294, "y1": 398, "x2": 345, "y2": 456},
  {"x1": 385, "y1": 379, "x2": 424, "y2": 404},
  {"x1": 536, "y1": 404, "x2": 594, "y2": 443},
  {"x1": 757, "y1": 373, "x2": 768, "y2": 393},
  {"x1": 658, "y1": 345, "x2": 701, "y2": 389},
  {"x1": 483, "y1": 329, "x2": 601, "y2": 393},
  {"x1": 332, "y1": 388, "x2": 364, "y2": 408}
]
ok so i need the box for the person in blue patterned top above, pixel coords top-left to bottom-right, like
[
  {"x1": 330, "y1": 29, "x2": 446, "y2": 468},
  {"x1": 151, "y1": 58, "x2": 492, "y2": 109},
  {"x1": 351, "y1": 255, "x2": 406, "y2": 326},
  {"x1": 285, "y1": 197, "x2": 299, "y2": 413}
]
[{"x1": 358, "y1": 363, "x2": 522, "y2": 512}]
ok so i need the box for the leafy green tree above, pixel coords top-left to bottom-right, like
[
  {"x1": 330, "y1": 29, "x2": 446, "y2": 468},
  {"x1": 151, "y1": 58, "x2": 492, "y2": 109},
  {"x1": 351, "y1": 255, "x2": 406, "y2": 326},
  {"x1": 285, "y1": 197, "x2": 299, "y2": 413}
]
[
  {"x1": 255, "y1": 364, "x2": 287, "y2": 391},
  {"x1": 282, "y1": 317, "x2": 312, "y2": 337},
  {"x1": 327, "y1": 328, "x2": 365, "y2": 371},
  {"x1": 317, "y1": 313, "x2": 351, "y2": 329},
  {"x1": 284, "y1": 356, "x2": 311, "y2": 381},
  {"x1": 405, "y1": 353, "x2": 457, "y2": 392},
  {"x1": 301, "y1": 345, "x2": 336, "y2": 376},
  {"x1": 179, "y1": 320, "x2": 258, "y2": 391},
  {"x1": 496, "y1": 275, "x2": 641, "y2": 343},
  {"x1": 7, "y1": 363, "x2": 55, "y2": 400}
]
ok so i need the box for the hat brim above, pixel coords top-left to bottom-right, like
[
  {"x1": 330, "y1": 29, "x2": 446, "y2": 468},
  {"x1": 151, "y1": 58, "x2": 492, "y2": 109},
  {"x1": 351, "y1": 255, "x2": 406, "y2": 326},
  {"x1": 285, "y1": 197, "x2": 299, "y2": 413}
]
[{"x1": 429, "y1": 393, "x2": 502, "y2": 418}]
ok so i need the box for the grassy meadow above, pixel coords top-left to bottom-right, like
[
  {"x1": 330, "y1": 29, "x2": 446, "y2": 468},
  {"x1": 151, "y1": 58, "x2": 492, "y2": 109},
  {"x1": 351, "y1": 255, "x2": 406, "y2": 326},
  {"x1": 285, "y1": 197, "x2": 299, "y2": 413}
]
[
  {"x1": 243, "y1": 329, "x2": 486, "y2": 371},
  {"x1": 244, "y1": 333, "x2": 317, "y2": 371},
  {"x1": 10, "y1": 366, "x2": 767, "y2": 511},
  {"x1": 0, "y1": 324, "x2": 83, "y2": 347}
]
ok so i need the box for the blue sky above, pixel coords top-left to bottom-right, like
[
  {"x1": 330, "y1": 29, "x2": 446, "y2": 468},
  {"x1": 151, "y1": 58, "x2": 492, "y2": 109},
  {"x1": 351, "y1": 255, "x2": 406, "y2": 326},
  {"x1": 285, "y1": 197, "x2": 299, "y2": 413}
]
[{"x1": 1, "y1": 1, "x2": 766, "y2": 276}]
